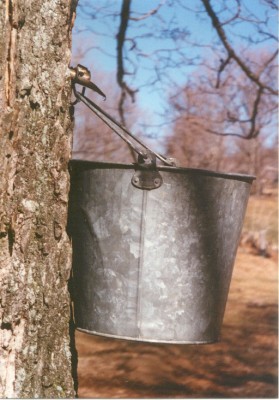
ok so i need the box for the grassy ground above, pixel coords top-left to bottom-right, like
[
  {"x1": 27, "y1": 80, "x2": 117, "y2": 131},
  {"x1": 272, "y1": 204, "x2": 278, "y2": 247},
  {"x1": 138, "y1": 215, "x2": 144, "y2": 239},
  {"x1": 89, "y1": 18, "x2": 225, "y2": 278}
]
[{"x1": 75, "y1": 195, "x2": 278, "y2": 398}]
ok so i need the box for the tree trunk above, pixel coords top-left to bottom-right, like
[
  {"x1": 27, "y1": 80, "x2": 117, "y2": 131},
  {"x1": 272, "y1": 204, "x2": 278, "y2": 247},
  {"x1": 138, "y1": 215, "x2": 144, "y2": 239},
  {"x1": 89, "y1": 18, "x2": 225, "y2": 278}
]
[{"x1": 0, "y1": 0, "x2": 77, "y2": 397}]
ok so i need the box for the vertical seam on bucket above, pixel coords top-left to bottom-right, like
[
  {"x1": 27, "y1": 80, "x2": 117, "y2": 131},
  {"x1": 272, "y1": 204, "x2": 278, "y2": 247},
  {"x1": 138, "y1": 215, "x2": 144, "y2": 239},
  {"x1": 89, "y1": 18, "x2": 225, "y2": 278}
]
[{"x1": 136, "y1": 190, "x2": 148, "y2": 339}]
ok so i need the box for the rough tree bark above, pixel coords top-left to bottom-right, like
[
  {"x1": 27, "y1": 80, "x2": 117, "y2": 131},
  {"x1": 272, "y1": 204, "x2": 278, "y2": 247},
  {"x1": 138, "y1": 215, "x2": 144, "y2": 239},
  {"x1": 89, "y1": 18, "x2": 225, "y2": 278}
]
[{"x1": 0, "y1": 0, "x2": 77, "y2": 397}]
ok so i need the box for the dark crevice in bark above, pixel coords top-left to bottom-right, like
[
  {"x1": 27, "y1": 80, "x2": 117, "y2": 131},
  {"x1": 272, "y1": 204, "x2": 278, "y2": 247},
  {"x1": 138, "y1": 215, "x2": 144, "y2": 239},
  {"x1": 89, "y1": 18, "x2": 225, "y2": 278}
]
[
  {"x1": 1, "y1": 322, "x2": 12, "y2": 330},
  {"x1": 29, "y1": 100, "x2": 40, "y2": 110},
  {"x1": 67, "y1": 186, "x2": 78, "y2": 396},
  {"x1": 8, "y1": 0, "x2": 13, "y2": 23},
  {"x1": 69, "y1": 302, "x2": 78, "y2": 397},
  {"x1": 6, "y1": 0, "x2": 16, "y2": 107},
  {"x1": 8, "y1": 225, "x2": 15, "y2": 256}
]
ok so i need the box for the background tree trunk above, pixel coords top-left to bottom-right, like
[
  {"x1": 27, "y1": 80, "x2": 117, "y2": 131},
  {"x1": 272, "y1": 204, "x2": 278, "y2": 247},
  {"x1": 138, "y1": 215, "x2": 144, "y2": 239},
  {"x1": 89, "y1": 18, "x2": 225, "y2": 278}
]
[{"x1": 0, "y1": 0, "x2": 77, "y2": 397}]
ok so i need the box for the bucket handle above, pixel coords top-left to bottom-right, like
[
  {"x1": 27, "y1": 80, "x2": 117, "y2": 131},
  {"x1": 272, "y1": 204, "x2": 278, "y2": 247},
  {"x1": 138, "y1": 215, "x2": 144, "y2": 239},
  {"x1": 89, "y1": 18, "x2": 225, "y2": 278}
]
[{"x1": 70, "y1": 64, "x2": 176, "y2": 168}]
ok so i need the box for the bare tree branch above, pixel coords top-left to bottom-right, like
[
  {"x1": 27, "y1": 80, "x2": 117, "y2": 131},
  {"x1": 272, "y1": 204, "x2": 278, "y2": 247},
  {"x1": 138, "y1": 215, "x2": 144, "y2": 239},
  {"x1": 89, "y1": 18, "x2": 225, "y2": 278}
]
[
  {"x1": 116, "y1": 0, "x2": 137, "y2": 160},
  {"x1": 216, "y1": 56, "x2": 231, "y2": 88},
  {"x1": 129, "y1": 0, "x2": 166, "y2": 21},
  {"x1": 258, "y1": 49, "x2": 279, "y2": 76},
  {"x1": 201, "y1": 0, "x2": 277, "y2": 95},
  {"x1": 220, "y1": 0, "x2": 241, "y2": 26}
]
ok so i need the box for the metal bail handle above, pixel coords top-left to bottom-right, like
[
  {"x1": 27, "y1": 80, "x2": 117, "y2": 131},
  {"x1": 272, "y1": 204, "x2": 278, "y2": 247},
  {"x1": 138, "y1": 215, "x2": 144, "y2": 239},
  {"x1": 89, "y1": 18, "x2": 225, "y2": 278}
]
[{"x1": 70, "y1": 64, "x2": 176, "y2": 190}]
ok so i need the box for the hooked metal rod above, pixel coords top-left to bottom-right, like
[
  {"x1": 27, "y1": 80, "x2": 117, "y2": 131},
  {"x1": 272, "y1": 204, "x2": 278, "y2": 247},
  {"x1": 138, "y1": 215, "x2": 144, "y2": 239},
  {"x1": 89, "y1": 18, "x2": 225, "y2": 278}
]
[{"x1": 73, "y1": 87, "x2": 174, "y2": 166}]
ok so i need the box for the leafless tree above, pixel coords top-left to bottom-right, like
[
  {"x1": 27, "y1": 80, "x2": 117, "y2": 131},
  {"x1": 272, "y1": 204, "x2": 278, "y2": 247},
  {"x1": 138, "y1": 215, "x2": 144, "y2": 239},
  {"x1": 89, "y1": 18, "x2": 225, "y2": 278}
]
[
  {"x1": 73, "y1": 0, "x2": 277, "y2": 142},
  {"x1": 165, "y1": 55, "x2": 277, "y2": 192}
]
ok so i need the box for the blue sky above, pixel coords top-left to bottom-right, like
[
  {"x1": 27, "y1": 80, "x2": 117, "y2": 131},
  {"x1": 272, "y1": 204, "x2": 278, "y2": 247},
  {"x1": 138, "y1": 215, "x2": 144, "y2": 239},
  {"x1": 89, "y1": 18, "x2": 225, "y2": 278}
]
[{"x1": 72, "y1": 0, "x2": 277, "y2": 145}]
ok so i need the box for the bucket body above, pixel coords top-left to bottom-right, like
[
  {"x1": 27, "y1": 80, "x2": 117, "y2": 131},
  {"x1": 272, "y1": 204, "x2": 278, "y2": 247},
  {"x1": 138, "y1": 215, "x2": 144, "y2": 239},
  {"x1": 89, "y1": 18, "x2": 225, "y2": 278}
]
[{"x1": 69, "y1": 160, "x2": 254, "y2": 344}]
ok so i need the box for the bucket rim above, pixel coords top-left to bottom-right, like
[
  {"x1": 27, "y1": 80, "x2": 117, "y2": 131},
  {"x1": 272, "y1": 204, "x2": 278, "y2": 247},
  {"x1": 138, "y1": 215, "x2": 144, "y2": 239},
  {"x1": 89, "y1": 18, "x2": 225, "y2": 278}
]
[
  {"x1": 70, "y1": 159, "x2": 255, "y2": 183},
  {"x1": 76, "y1": 327, "x2": 219, "y2": 345}
]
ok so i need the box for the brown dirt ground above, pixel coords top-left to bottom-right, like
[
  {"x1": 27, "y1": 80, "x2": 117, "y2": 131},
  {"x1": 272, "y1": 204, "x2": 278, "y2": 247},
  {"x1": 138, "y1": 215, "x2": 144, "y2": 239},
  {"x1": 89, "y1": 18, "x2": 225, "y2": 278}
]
[{"x1": 75, "y1": 195, "x2": 278, "y2": 398}]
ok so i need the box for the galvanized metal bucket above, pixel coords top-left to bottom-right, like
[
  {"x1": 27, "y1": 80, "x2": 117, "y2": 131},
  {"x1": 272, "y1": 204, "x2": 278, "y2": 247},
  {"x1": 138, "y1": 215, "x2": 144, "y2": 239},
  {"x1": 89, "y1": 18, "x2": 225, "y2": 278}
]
[{"x1": 69, "y1": 160, "x2": 254, "y2": 344}]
